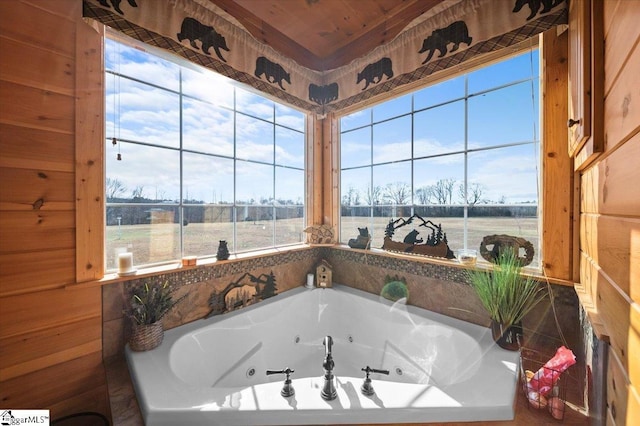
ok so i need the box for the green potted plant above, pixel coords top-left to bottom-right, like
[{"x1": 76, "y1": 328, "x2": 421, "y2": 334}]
[
  {"x1": 128, "y1": 281, "x2": 183, "y2": 351},
  {"x1": 466, "y1": 249, "x2": 547, "y2": 350},
  {"x1": 380, "y1": 275, "x2": 409, "y2": 303}
]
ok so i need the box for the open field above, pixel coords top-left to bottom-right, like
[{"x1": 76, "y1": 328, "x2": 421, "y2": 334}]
[{"x1": 107, "y1": 216, "x2": 539, "y2": 270}]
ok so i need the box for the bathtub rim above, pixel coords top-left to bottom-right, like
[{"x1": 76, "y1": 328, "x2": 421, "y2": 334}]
[{"x1": 126, "y1": 284, "x2": 520, "y2": 425}]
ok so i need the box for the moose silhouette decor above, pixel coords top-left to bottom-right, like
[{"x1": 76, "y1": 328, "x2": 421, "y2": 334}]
[{"x1": 382, "y1": 214, "x2": 454, "y2": 259}]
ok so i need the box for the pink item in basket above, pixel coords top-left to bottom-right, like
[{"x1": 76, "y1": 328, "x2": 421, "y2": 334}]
[{"x1": 527, "y1": 346, "x2": 576, "y2": 396}]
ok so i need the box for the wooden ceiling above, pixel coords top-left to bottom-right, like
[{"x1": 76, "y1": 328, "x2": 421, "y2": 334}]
[{"x1": 209, "y1": 0, "x2": 443, "y2": 70}]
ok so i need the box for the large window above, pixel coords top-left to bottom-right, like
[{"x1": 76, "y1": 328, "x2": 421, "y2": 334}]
[
  {"x1": 105, "y1": 36, "x2": 306, "y2": 271},
  {"x1": 340, "y1": 50, "x2": 541, "y2": 268}
]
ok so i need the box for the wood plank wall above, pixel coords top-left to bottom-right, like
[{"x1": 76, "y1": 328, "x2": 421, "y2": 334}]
[
  {"x1": 0, "y1": 0, "x2": 109, "y2": 420},
  {"x1": 578, "y1": 0, "x2": 640, "y2": 424}
]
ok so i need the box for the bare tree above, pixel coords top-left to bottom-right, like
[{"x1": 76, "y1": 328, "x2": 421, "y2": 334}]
[
  {"x1": 383, "y1": 182, "x2": 411, "y2": 205},
  {"x1": 342, "y1": 186, "x2": 361, "y2": 206},
  {"x1": 415, "y1": 186, "x2": 433, "y2": 204},
  {"x1": 131, "y1": 185, "x2": 145, "y2": 200},
  {"x1": 106, "y1": 177, "x2": 126, "y2": 200},
  {"x1": 364, "y1": 184, "x2": 383, "y2": 206},
  {"x1": 458, "y1": 182, "x2": 486, "y2": 206},
  {"x1": 431, "y1": 178, "x2": 456, "y2": 204}
]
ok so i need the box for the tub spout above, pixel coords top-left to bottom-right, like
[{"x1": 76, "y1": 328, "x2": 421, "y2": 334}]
[{"x1": 321, "y1": 336, "x2": 337, "y2": 401}]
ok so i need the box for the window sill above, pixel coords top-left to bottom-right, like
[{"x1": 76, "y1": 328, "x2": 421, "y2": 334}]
[{"x1": 69, "y1": 243, "x2": 575, "y2": 290}]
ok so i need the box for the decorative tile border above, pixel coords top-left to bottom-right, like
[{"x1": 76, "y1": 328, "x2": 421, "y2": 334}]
[
  {"x1": 123, "y1": 247, "x2": 321, "y2": 293},
  {"x1": 324, "y1": 248, "x2": 470, "y2": 284}
]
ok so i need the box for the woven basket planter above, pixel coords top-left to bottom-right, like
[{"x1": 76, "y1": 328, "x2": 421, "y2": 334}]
[{"x1": 129, "y1": 321, "x2": 164, "y2": 351}]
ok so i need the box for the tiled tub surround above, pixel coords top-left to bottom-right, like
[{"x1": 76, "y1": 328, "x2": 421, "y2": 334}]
[
  {"x1": 126, "y1": 285, "x2": 520, "y2": 425},
  {"x1": 102, "y1": 246, "x2": 586, "y2": 422}
]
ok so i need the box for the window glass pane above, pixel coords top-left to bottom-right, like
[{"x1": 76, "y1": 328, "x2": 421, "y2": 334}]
[
  {"x1": 339, "y1": 49, "x2": 540, "y2": 266},
  {"x1": 181, "y1": 66, "x2": 234, "y2": 108},
  {"x1": 236, "y1": 114, "x2": 274, "y2": 162},
  {"x1": 275, "y1": 126, "x2": 304, "y2": 168},
  {"x1": 414, "y1": 100, "x2": 465, "y2": 157},
  {"x1": 183, "y1": 99, "x2": 234, "y2": 156},
  {"x1": 413, "y1": 154, "x2": 464, "y2": 205},
  {"x1": 275, "y1": 167, "x2": 304, "y2": 205},
  {"x1": 340, "y1": 108, "x2": 371, "y2": 132},
  {"x1": 108, "y1": 78, "x2": 180, "y2": 148},
  {"x1": 182, "y1": 153, "x2": 234, "y2": 203},
  {"x1": 106, "y1": 143, "x2": 180, "y2": 202},
  {"x1": 373, "y1": 93, "x2": 411, "y2": 122},
  {"x1": 105, "y1": 38, "x2": 180, "y2": 91},
  {"x1": 236, "y1": 87, "x2": 274, "y2": 120},
  {"x1": 467, "y1": 143, "x2": 539, "y2": 204},
  {"x1": 235, "y1": 206, "x2": 274, "y2": 251},
  {"x1": 276, "y1": 104, "x2": 305, "y2": 131},
  {"x1": 373, "y1": 162, "x2": 412, "y2": 208},
  {"x1": 106, "y1": 205, "x2": 180, "y2": 269},
  {"x1": 236, "y1": 161, "x2": 273, "y2": 204},
  {"x1": 275, "y1": 205, "x2": 304, "y2": 246},
  {"x1": 468, "y1": 51, "x2": 538, "y2": 94},
  {"x1": 372, "y1": 115, "x2": 411, "y2": 163},
  {"x1": 413, "y1": 75, "x2": 464, "y2": 110},
  {"x1": 468, "y1": 81, "x2": 537, "y2": 149},
  {"x1": 106, "y1": 37, "x2": 305, "y2": 270},
  {"x1": 183, "y1": 205, "x2": 233, "y2": 257},
  {"x1": 341, "y1": 127, "x2": 371, "y2": 169}
]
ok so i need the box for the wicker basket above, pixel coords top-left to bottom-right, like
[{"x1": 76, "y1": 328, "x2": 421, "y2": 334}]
[
  {"x1": 520, "y1": 347, "x2": 567, "y2": 421},
  {"x1": 129, "y1": 321, "x2": 164, "y2": 351}
]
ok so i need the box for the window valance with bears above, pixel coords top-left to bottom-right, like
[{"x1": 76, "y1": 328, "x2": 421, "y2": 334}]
[{"x1": 84, "y1": 0, "x2": 567, "y2": 114}]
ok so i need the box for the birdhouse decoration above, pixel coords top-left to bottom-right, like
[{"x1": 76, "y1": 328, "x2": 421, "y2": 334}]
[{"x1": 316, "y1": 260, "x2": 333, "y2": 288}]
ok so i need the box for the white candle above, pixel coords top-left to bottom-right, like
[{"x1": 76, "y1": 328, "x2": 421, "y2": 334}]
[
  {"x1": 306, "y1": 273, "x2": 314, "y2": 288},
  {"x1": 118, "y1": 252, "x2": 133, "y2": 273}
]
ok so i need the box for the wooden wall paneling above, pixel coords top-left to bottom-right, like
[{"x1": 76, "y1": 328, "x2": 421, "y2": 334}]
[
  {"x1": 541, "y1": 28, "x2": 572, "y2": 280},
  {"x1": 75, "y1": 13, "x2": 105, "y2": 282},
  {"x1": 594, "y1": 267, "x2": 633, "y2": 383},
  {"x1": 0, "y1": 211, "x2": 75, "y2": 254},
  {"x1": 602, "y1": 0, "x2": 640, "y2": 99},
  {"x1": 602, "y1": 40, "x2": 640, "y2": 154},
  {"x1": 0, "y1": 81, "x2": 75, "y2": 134},
  {"x1": 0, "y1": 315, "x2": 102, "y2": 381},
  {"x1": 326, "y1": 113, "x2": 340, "y2": 234},
  {"x1": 0, "y1": 249, "x2": 75, "y2": 296},
  {"x1": 0, "y1": 167, "x2": 74, "y2": 208},
  {"x1": 581, "y1": 210, "x2": 639, "y2": 304},
  {"x1": 0, "y1": 123, "x2": 75, "y2": 173},
  {"x1": 0, "y1": 286, "x2": 101, "y2": 342},
  {"x1": 0, "y1": 351, "x2": 107, "y2": 418},
  {"x1": 580, "y1": 133, "x2": 640, "y2": 216},
  {"x1": 0, "y1": 1, "x2": 75, "y2": 57},
  {"x1": 607, "y1": 349, "x2": 630, "y2": 426},
  {"x1": 0, "y1": 36, "x2": 74, "y2": 96},
  {"x1": 307, "y1": 114, "x2": 324, "y2": 226}
]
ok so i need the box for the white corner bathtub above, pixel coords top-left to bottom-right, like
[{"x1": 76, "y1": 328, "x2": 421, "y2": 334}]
[{"x1": 126, "y1": 284, "x2": 520, "y2": 425}]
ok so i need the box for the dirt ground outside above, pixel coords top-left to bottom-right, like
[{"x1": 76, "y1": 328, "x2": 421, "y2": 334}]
[{"x1": 106, "y1": 216, "x2": 539, "y2": 271}]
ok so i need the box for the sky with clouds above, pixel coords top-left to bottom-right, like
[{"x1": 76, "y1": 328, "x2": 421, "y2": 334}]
[{"x1": 106, "y1": 38, "x2": 538, "y2": 209}]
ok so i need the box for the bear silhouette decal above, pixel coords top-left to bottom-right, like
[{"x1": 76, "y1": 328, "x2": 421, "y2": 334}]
[
  {"x1": 308, "y1": 82, "x2": 339, "y2": 105},
  {"x1": 356, "y1": 58, "x2": 393, "y2": 91},
  {"x1": 177, "y1": 17, "x2": 230, "y2": 62},
  {"x1": 418, "y1": 21, "x2": 472, "y2": 64},
  {"x1": 255, "y1": 57, "x2": 291, "y2": 90},
  {"x1": 513, "y1": 0, "x2": 564, "y2": 21}
]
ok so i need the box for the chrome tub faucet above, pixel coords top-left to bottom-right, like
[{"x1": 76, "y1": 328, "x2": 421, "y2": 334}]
[{"x1": 321, "y1": 335, "x2": 337, "y2": 400}]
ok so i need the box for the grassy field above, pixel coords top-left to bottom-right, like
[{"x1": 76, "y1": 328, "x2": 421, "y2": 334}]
[{"x1": 107, "y1": 216, "x2": 539, "y2": 270}]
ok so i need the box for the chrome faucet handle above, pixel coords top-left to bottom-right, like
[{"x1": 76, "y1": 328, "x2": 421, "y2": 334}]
[
  {"x1": 360, "y1": 366, "x2": 389, "y2": 396},
  {"x1": 266, "y1": 368, "x2": 295, "y2": 397},
  {"x1": 361, "y1": 366, "x2": 390, "y2": 376}
]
